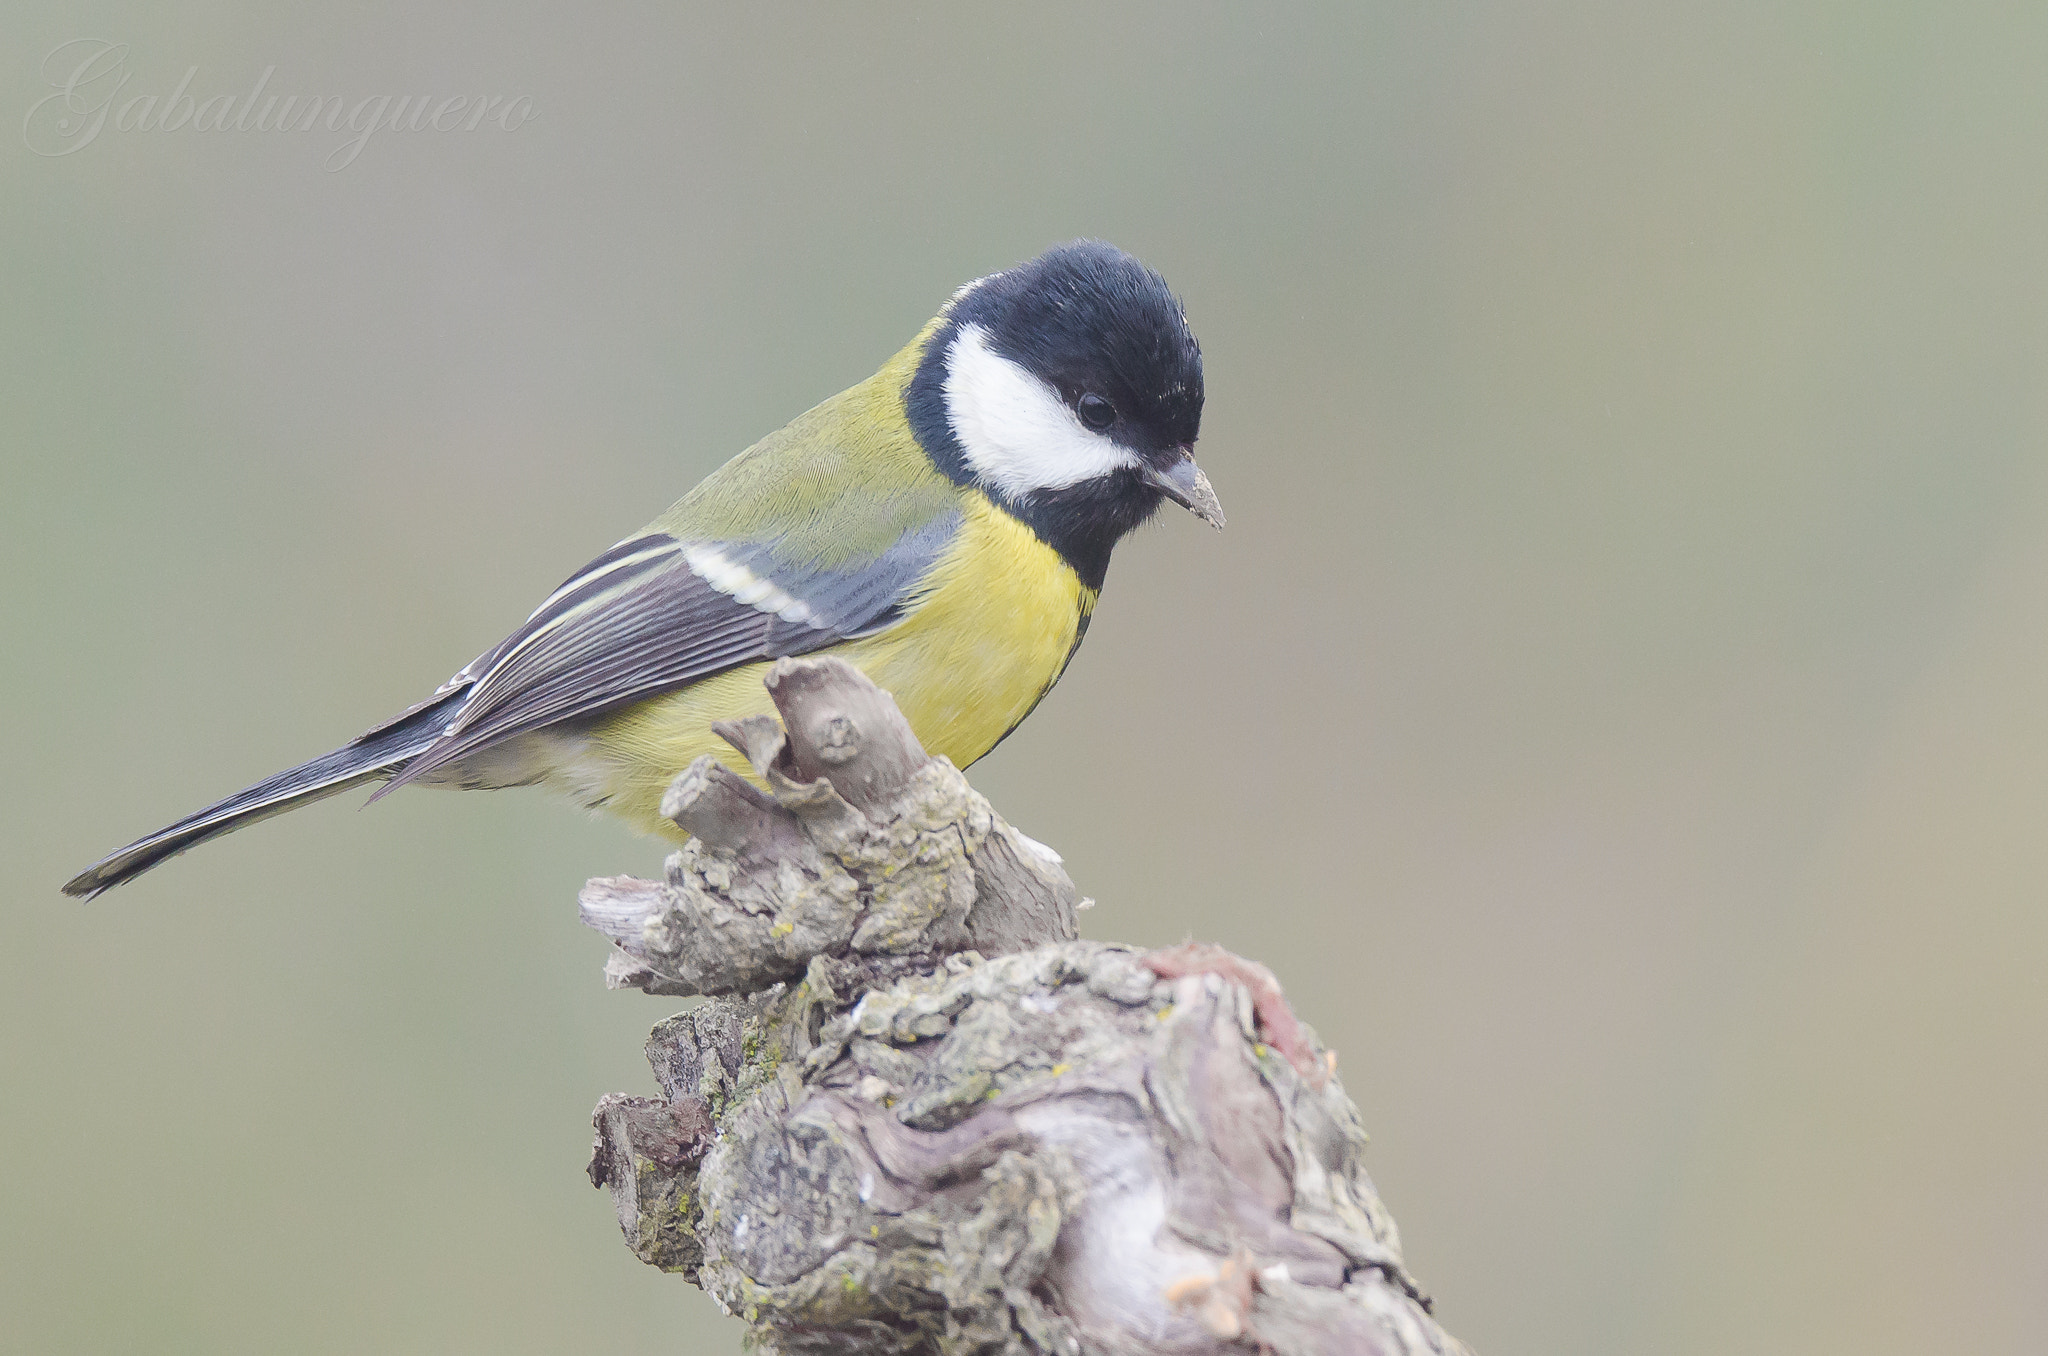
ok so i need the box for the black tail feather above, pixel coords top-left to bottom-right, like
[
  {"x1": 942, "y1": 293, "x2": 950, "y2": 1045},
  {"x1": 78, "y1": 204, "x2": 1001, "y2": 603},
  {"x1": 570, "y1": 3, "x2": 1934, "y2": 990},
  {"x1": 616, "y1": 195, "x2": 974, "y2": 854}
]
[{"x1": 60, "y1": 692, "x2": 464, "y2": 900}]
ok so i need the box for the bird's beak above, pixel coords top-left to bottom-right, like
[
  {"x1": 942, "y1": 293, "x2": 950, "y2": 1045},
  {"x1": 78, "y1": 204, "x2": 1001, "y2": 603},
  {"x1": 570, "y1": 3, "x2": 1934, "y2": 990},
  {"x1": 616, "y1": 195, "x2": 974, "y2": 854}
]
[{"x1": 1143, "y1": 449, "x2": 1226, "y2": 529}]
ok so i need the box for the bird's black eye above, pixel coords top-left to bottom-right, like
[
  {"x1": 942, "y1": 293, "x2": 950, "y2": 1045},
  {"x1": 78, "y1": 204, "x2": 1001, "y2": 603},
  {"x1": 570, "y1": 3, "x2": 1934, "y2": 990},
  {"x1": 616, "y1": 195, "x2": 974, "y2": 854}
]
[{"x1": 1076, "y1": 392, "x2": 1117, "y2": 431}]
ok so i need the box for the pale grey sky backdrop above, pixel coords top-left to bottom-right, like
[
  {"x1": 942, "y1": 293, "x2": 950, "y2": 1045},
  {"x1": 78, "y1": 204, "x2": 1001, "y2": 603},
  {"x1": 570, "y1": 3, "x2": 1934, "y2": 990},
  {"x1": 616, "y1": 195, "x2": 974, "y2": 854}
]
[{"x1": 7, "y1": 5, "x2": 2048, "y2": 1354}]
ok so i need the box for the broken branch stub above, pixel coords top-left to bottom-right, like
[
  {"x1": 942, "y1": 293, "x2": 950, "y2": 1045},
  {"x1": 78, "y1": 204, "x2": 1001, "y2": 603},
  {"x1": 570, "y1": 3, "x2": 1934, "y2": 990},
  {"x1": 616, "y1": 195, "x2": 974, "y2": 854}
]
[
  {"x1": 578, "y1": 657, "x2": 1081, "y2": 998},
  {"x1": 582, "y1": 657, "x2": 1470, "y2": 1355}
]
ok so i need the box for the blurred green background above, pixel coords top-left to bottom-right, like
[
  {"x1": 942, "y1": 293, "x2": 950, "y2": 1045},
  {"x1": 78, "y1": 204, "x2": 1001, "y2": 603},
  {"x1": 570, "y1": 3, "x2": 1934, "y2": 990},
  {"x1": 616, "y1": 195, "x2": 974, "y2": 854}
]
[{"x1": 7, "y1": 4, "x2": 2048, "y2": 1353}]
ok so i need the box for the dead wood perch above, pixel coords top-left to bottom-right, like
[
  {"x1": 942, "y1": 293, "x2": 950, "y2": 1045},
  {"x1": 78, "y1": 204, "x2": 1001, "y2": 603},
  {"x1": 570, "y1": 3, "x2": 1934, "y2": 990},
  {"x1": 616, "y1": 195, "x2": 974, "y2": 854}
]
[{"x1": 582, "y1": 657, "x2": 1470, "y2": 1355}]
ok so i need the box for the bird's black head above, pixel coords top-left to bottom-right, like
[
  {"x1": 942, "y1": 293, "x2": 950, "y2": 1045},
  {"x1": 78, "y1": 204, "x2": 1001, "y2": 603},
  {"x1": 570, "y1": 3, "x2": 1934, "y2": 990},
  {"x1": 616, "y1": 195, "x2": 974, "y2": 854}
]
[{"x1": 906, "y1": 240, "x2": 1221, "y2": 590}]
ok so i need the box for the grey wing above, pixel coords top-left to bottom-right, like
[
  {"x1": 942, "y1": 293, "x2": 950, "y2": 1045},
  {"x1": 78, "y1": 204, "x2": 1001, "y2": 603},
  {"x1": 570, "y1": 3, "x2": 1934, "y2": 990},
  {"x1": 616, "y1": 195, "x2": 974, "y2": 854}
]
[{"x1": 378, "y1": 513, "x2": 960, "y2": 795}]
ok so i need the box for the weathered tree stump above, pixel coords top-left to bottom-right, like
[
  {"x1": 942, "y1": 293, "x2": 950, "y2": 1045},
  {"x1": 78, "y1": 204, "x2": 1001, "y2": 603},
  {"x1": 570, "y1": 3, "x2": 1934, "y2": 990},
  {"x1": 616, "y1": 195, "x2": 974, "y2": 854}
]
[{"x1": 582, "y1": 657, "x2": 1470, "y2": 1355}]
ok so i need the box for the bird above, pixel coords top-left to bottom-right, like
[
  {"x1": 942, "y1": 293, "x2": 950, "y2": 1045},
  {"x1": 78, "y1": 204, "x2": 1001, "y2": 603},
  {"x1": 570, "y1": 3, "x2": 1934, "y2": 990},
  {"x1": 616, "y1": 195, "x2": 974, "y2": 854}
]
[{"x1": 63, "y1": 239, "x2": 1221, "y2": 900}]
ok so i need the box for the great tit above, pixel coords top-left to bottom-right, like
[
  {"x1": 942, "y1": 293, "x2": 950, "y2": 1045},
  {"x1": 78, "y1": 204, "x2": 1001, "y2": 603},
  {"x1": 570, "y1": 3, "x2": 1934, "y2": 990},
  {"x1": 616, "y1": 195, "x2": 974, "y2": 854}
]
[{"x1": 64, "y1": 240, "x2": 1221, "y2": 900}]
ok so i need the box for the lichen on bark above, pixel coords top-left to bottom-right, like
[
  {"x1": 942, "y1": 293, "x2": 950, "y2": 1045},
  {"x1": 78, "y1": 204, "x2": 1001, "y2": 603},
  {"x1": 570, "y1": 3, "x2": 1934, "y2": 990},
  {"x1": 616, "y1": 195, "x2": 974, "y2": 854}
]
[{"x1": 584, "y1": 658, "x2": 1470, "y2": 1355}]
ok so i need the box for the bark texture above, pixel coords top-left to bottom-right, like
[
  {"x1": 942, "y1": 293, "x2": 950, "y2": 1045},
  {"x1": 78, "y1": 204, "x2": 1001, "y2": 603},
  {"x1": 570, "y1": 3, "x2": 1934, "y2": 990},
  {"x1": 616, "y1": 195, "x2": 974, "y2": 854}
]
[{"x1": 583, "y1": 657, "x2": 1470, "y2": 1355}]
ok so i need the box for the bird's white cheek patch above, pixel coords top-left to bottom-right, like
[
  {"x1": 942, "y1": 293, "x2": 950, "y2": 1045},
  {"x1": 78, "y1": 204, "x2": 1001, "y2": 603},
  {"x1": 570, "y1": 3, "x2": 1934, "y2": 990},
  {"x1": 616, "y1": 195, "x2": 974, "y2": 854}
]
[{"x1": 942, "y1": 323, "x2": 1138, "y2": 496}]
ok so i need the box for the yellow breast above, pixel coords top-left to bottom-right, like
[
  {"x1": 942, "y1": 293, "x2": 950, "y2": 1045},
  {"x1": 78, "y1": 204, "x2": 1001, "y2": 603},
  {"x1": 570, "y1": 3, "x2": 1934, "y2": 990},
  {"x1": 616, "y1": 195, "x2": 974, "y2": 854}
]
[{"x1": 573, "y1": 493, "x2": 1095, "y2": 841}]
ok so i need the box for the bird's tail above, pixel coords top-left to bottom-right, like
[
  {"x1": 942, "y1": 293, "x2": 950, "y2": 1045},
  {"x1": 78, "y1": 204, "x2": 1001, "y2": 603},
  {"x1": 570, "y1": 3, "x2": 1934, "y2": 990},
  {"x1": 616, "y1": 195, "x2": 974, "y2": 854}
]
[{"x1": 61, "y1": 691, "x2": 465, "y2": 901}]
